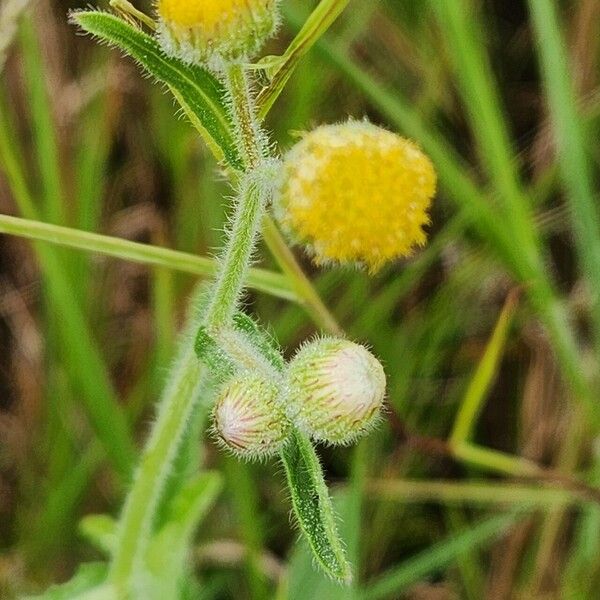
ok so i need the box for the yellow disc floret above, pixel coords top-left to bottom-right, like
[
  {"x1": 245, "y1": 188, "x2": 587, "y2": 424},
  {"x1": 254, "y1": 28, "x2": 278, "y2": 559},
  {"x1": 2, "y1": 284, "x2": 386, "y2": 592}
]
[
  {"x1": 157, "y1": 0, "x2": 280, "y2": 66},
  {"x1": 275, "y1": 121, "x2": 437, "y2": 273}
]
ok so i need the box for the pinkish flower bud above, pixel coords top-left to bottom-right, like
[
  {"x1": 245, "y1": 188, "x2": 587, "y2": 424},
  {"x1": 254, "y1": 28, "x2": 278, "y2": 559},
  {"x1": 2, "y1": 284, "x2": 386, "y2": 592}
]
[
  {"x1": 213, "y1": 373, "x2": 289, "y2": 459},
  {"x1": 286, "y1": 338, "x2": 386, "y2": 445}
]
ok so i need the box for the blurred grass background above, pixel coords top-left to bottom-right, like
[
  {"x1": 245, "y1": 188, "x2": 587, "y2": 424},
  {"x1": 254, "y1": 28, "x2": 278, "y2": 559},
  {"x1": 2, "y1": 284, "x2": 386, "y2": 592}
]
[{"x1": 1, "y1": 0, "x2": 600, "y2": 598}]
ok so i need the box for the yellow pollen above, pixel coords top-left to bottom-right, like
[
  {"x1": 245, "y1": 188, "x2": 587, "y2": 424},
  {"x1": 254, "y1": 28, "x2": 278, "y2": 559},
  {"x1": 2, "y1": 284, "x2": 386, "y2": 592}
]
[{"x1": 276, "y1": 122, "x2": 437, "y2": 273}]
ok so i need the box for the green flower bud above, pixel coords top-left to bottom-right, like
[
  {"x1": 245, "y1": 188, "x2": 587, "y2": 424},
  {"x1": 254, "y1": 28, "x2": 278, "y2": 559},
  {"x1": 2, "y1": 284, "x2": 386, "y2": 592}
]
[
  {"x1": 213, "y1": 372, "x2": 289, "y2": 459},
  {"x1": 286, "y1": 338, "x2": 386, "y2": 445}
]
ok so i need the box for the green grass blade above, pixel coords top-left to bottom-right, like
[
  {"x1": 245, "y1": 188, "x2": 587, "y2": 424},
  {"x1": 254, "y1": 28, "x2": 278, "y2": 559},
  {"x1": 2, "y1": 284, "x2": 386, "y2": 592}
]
[
  {"x1": 451, "y1": 291, "x2": 519, "y2": 445},
  {"x1": 528, "y1": 0, "x2": 600, "y2": 347},
  {"x1": 19, "y1": 17, "x2": 65, "y2": 224},
  {"x1": 30, "y1": 445, "x2": 103, "y2": 558},
  {"x1": 360, "y1": 513, "x2": 519, "y2": 600},
  {"x1": 72, "y1": 88, "x2": 113, "y2": 298},
  {"x1": 444, "y1": 509, "x2": 485, "y2": 600},
  {"x1": 430, "y1": 2, "x2": 541, "y2": 260},
  {"x1": 70, "y1": 11, "x2": 242, "y2": 170},
  {"x1": 280, "y1": 430, "x2": 352, "y2": 584},
  {"x1": 0, "y1": 214, "x2": 298, "y2": 302},
  {"x1": 74, "y1": 90, "x2": 110, "y2": 234},
  {"x1": 0, "y1": 106, "x2": 135, "y2": 478},
  {"x1": 257, "y1": 0, "x2": 350, "y2": 117},
  {"x1": 367, "y1": 479, "x2": 587, "y2": 508}
]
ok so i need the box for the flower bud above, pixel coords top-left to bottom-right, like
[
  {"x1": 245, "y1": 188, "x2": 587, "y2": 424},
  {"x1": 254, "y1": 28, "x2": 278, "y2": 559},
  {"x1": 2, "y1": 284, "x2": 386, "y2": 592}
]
[
  {"x1": 157, "y1": 0, "x2": 280, "y2": 66},
  {"x1": 274, "y1": 120, "x2": 437, "y2": 273},
  {"x1": 286, "y1": 338, "x2": 386, "y2": 445},
  {"x1": 213, "y1": 373, "x2": 289, "y2": 459}
]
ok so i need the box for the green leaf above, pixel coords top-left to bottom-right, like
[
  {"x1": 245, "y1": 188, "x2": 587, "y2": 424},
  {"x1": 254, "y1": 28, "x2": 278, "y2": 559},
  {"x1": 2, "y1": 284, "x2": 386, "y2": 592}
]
[
  {"x1": 281, "y1": 430, "x2": 352, "y2": 584},
  {"x1": 256, "y1": 0, "x2": 351, "y2": 117},
  {"x1": 79, "y1": 514, "x2": 118, "y2": 557},
  {"x1": 194, "y1": 326, "x2": 236, "y2": 382},
  {"x1": 232, "y1": 312, "x2": 285, "y2": 371},
  {"x1": 70, "y1": 11, "x2": 243, "y2": 170},
  {"x1": 160, "y1": 471, "x2": 223, "y2": 537},
  {"x1": 25, "y1": 563, "x2": 108, "y2": 600},
  {"x1": 142, "y1": 472, "x2": 223, "y2": 600},
  {"x1": 287, "y1": 489, "x2": 361, "y2": 600}
]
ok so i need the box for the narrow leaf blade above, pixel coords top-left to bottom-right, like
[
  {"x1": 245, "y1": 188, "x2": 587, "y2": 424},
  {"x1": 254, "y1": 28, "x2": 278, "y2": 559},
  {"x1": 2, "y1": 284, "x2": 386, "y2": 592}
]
[
  {"x1": 360, "y1": 513, "x2": 519, "y2": 600},
  {"x1": 71, "y1": 11, "x2": 243, "y2": 169},
  {"x1": 281, "y1": 430, "x2": 352, "y2": 584}
]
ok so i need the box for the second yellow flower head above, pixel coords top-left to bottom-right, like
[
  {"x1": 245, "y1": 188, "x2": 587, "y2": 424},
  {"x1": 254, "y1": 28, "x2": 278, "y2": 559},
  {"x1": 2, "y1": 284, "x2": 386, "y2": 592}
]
[
  {"x1": 275, "y1": 121, "x2": 437, "y2": 273},
  {"x1": 157, "y1": 0, "x2": 279, "y2": 65}
]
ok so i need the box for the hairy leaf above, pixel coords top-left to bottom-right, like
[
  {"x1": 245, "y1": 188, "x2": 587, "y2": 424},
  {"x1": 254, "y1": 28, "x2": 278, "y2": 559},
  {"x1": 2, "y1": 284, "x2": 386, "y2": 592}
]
[
  {"x1": 281, "y1": 430, "x2": 352, "y2": 584},
  {"x1": 232, "y1": 312, "x2": 285, "y2": 371},
  {"x1": 144, "y1": 473, "x2": 223, "y2": 600},
  {"x1": 70, "y1": 11, "x2": 243, "y2": 169}
]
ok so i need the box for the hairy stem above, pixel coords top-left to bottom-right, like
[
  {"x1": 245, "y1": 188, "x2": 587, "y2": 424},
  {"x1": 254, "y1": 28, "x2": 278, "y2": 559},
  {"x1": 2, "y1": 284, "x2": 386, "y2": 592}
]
[
  {"x1": 204, "y1": 172, "x2": 271, "y2": 328},
  {"x1": 203, "y1": 61, "x2": 274, "y2": 327},
  {"x1": 109, "y1": 62, "x2": 274, "y2": 595},
  {"x1": 109, "y1": 351, "x2": 205, "y2": 589},
  {"x1": 225, "y1": 61, "x2": 266, "y2": 168},
  {"x1": 230, "y1": 56, "x2": 342, "y2": 335}
]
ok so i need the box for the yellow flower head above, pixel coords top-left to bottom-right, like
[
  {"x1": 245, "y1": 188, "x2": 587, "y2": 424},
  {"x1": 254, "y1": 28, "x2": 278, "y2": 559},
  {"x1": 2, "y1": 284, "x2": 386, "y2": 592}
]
[
  {"x1": 274, "y1": 121, "x2": 437, "y2": 273},
  {"x1": 157, "y1": 0, "x2": 280, "y2": 65}
]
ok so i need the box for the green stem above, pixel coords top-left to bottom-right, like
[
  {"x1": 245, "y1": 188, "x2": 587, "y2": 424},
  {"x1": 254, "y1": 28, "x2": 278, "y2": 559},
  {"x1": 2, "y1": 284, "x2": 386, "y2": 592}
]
[
  {"x1": 225, "y1": 61, "x2": 266, "y2": 168},
  {"x1": 109, "y1": 61, "x2": 274, "y2": 594},
  {"x1": 109, "y1": 350, "x2": 205, "y2": 589},
  {"x1": 203, "y1": 62, "x2": 273, "y2": 327},
  {"x1": 203, "y1": 172, "x2": 271, "y2": 327},
  {"x1": 262, "y1": 216, "x2": 343, "y2": 335}
]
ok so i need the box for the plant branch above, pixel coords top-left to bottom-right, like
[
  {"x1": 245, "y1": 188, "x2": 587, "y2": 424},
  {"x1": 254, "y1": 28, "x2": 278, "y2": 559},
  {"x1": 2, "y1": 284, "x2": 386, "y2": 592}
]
[
  {"x1": 203, "y1": 170, "x2": 273, "y2": 328},
  {"x1": 109, "y1": 61, "x2": 276, "y2": 595},
  {"x1": 262, "y1": 216, "x2": 343, "y2": 335}
]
